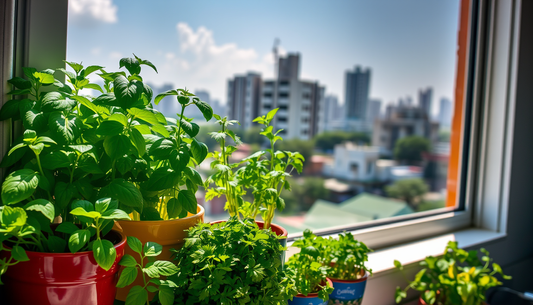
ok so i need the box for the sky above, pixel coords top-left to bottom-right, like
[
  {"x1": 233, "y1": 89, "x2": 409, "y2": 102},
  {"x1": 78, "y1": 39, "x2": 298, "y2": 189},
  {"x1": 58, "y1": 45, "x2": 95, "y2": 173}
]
[{"x1": 67, "y1": 0, "x2": 460, "y2": 115}]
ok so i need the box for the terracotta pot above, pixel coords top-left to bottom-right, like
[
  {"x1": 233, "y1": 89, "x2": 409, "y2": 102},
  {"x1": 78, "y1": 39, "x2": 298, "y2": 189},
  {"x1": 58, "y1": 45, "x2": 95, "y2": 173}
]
[
  {"x1": 1, "y1": 229, "x2": 126, "y2": 305},
  {"x1": 328, "y1": 270, "x2": 369, "y2": 305},
  {"x1": 114, "y1": 205, "x2": 204, "y2": 301},
  {"x1": 289, "y1": 278, "x2": 334, "y2": 305},
  {"x1": 210, "y1": 220, "x2": 289, "y2": 262}
]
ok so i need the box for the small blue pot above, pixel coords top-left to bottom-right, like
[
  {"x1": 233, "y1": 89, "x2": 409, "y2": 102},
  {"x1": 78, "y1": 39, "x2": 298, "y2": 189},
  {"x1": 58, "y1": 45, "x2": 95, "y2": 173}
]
[
  {"x1": 328, "y1": 271, "x2": 369, "y2": 305},
  {"x1": 289, "y1": 279, "x2": 332, "y2": 305}
]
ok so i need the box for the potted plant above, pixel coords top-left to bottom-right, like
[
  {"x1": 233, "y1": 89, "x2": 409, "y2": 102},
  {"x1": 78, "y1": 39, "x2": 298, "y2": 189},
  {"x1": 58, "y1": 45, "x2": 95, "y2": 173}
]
[
  {"x1": 169, "y1": 217, "x2": 296, "y2": 304},
  {"x1": 394, "y1": 241, "x2": 512, "y2": 305},
  {"x1": 318, "y1": 231, "x2": 372, "y2": 305},
  {"x1": 205, "y1": 109, "x2": 304, "y2": 251},
  {"x1": 74, "y1": 56, "x2": 213, "y2": 300},
  {"x1": 0, "y1": 62, "x2": 138, "y2": 304},
  {"x1": 285, "y1": 229, "x2": 334, "y2": 305}
]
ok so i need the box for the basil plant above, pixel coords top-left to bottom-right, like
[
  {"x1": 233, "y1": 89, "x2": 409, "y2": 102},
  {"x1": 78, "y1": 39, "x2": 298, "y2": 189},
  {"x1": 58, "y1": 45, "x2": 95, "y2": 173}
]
[
  {"x1": 206, "y1": 109, "x2": 304, "y2": 229},
  {"x1": 0, "y1": 55, "x2": 211, "y2": 279}
]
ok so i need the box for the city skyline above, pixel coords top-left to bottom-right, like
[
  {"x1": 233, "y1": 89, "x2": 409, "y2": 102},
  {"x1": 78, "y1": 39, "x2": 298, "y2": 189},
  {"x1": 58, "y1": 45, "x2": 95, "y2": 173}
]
[{"x1": 67, "y1": 0, "x2": 460, "y2": 117}]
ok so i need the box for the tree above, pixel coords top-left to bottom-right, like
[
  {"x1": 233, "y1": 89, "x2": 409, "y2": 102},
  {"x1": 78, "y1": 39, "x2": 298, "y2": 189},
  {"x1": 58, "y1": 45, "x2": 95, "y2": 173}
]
[
  {"x1": 314, "y1": 131, "x2": 370, "y2": 152},
  {"x1": 393, "y1": 136, "x2": 431, "y2": 164},
  {"x1": 385, "y1": 178, "x2": 428, "y2": 209}
]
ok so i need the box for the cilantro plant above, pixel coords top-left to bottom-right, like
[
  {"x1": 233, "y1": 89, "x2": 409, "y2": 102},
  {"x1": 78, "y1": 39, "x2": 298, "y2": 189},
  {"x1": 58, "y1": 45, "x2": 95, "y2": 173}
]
[
  {"x1": 321, "y1": 231, "x2": 372, "y2": 280},
  {"x1": 170, "y1": 217, "x2": 297, "y2": 304},
  {"x1": 394, "y1": 241, "x2": 511, "y2": 305},
  {"x1": 206, "y1": 109, "x2": 304, "y2": 229},
  {"x1": 116, "y1": 236, "x2": 178, "y2": 305},
  {"x1": 285, "y1": 229, "x2": 334, "y2": 301}
]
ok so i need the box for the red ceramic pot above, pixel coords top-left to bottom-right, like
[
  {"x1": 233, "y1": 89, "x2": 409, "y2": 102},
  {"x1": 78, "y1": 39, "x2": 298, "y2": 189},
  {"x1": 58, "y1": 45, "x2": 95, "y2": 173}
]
[{"x1": 2, "y1": 229, "x2": 126, "y2": 305}]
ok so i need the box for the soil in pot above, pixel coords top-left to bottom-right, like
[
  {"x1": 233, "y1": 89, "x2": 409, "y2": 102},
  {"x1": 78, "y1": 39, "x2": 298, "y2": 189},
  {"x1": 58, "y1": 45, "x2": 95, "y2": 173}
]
[
  {"x1": 114, "y1": 205, "x2": 204, "y2": 301},
  {"x1": 328, "y1": 270, "x2": 369, "y2": 305},
  {"x1": 1, "y1": 229, "x2": 126, "y2": 305}
]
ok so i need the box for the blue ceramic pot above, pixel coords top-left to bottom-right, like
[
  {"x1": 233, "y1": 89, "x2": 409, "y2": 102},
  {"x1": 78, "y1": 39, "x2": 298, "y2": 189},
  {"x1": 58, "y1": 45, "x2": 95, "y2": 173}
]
[{"x1": 328, "y1": 271, "x2": 369, "y2": 305}]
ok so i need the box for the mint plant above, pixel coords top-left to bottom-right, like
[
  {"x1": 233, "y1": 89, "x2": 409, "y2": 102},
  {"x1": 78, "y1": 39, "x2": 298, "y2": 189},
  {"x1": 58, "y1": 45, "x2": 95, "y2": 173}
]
[
  {"x1": 206, "y1": 109, "x2": 304, "y2": 229},
  {"x1": 170, "y1": 217, "x2": 297, "y2": 304},
  {"x1": 285, "y1": 229, "x2": 333, "y2": 301},
  {"x1": 116, "y1": 236, "x2": 178, "y2": 305},
  {"x1": 394, "y1": 241, "x2": 511, "y2": 304}
]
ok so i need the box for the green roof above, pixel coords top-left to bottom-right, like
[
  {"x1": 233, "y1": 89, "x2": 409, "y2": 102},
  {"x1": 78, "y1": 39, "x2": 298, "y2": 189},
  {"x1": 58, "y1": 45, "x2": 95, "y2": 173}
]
[
  {"x1": 302, "y1": 200, "x2": 373, "y2": 230},
  {"x1": 339, "y1": 193, "x2": 414, "y2": 219}
]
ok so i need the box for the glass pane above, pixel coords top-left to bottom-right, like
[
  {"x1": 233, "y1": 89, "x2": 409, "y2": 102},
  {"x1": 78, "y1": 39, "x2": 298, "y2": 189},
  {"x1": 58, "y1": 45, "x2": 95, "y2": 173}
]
[{"x1": 67, "y1": 0, "x2": 470, "y2": 235}]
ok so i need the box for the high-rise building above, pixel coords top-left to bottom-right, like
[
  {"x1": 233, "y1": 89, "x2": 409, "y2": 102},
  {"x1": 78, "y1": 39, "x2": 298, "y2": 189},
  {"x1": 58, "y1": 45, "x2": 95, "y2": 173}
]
[
  {"x1": 367, "y1": 99, "x2": 382, "y2": 127},
  {"x1": 149, "y1": 83, "x2": 176, "y2": 118},
  {"x1": 418, "y1": 87, "x2": 433, "y2": 119},
  {"x1": 345, "y1": 66, "x2": 371, "y2": 121},
  {"x1": 260, "y1": 53, "x2": 324, "y2": 140},
  {"x1": 439, "y1": 98, "x2": 453, "y2": 129},
  {"x1": 227, "y1": 72, "x2": 262, "y2": 129}
]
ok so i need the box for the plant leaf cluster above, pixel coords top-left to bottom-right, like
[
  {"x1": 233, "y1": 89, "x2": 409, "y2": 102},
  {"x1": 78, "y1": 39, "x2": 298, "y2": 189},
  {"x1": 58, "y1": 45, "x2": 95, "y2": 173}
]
[
  {"x1": 117, "y1": 236, "x2": 178, "y2": 305},
  {"x1": 320, "y1": 231, "x2": 372, "y2": 280},
  {"x1": 394, "y1": 241, "x2": 511, "y2": 305},
  {"x1": 0, "y1": 56, "x2": 211, "y2": 279},
  {"x1": 205, "y1": 109, "x2": 304, "y2": 229},
  {"x1": 285, "y1": 229, "x2": 334, "y2": 302},
  {"x1": 170, "y1": 217, "x2": 296, "y2": 304}
]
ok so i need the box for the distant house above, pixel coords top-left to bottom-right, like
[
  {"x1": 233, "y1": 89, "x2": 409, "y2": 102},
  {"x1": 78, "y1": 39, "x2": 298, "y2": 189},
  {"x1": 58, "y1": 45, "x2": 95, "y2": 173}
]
[{"x1": 274, "y1": 193, "x2": 414, "y2": 234}]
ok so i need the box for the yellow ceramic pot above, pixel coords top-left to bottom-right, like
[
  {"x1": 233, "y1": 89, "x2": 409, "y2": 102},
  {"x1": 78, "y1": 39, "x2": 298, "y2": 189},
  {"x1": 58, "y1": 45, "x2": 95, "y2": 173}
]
[{"x1": 114, "y1": 205, "x2": 205, "y2": 301}]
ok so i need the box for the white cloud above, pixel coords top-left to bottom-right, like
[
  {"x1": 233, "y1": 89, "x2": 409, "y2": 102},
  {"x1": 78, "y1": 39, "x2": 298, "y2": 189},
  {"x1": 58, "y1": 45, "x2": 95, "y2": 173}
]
[
  {"x1": 147, "y1": 23, "x2": 275, "y2": 103},
  {"x1": 69, "y1": 0, "x2": 118, "y2": 26}
]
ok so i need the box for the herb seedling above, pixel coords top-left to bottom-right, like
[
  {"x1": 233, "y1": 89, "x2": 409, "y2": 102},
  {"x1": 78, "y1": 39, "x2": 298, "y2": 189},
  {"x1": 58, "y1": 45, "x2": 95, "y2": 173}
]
[
  {"x1": 394, "y1": 241, "x2": 511, "y2": 305},
  {"x1": 322, "y1": 231, "x2": 372, "y2": 280}
]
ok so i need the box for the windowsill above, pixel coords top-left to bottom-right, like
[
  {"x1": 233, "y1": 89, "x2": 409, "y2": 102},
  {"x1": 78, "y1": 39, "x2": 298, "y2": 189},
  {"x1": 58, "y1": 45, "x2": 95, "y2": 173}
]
[{"x1": 366, "y1": 228, "x2": 506, "y2": 276}]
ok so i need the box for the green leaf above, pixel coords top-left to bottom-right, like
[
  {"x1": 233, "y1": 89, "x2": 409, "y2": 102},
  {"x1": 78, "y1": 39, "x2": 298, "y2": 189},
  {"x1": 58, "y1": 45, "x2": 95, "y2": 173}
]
[
  {"x1": 1, "y1": 206, "x2": 27, "y2": 229},
  {"x1": 64, "y1": 61, "x2": 83, "y2": 73},
  {"x1": 116, "y1": 155, "x2": 134, "y2": 175},
  {"x1": 70, "y1": 207, "x2": 101, "y2": 219},
  {"x1": 119, "y1": 254, "x2": 137, "y2": 267},
  {"x1": 83, "y1": 65, "x2": 104, "y2": 76},
  {"x1": 179, "y1": 120, "x2": 199, "y2": 138},
  {"x1": 178, "y1": 190, "x2": 197, "y2": 214},
  {"x1": 68, "y1": 229, "x2": 91, "y2": 253},
  {"x1": 167, "y1": 198, "x2": 182, "y2": 219},
  {"x1": 114, "y1": 75, "x2": 143, "y2": 106},
  {"x1": 33, "y1": 72, "x2": 55, "y2": 85},
  {"x1": 148, "y1": 138, "x2": 175, "y2": 160},
  {"x1": 143, "y1": 242, "x2": 163, "y2": 257},
  {"x1": 96, "y1": 120, "x2": 124, "y2": 136},
  {"x1": 169, "y1": 147, "x2": 190, "y2": 173},
  {"x1": 105, "y1": 179, "x2": 143, "y2": 212},
  {"x1": 41, "y1": 150, "x2": 72, "y2": 169},
  {"x1": 95, "y1": 198, "x2": 111, "y2": 213},
  {"x1": 194, "y1": 100, "x2": 213, "y2": 121},
  {"x1": 1, "y1": 169, "x2": 39, "y2": 205},
  {"x1": 101, "y1": 209, "x2": 131, "y2": 220},
  {"x1": 154, "y1": 89, "x2": 179, "y2": 105},
  {"x1": 191, "y1": 139, "x2": 208, "y2": 164},
  {"x1": 266, "y1": 108, "x2": 279, "y2": 122},
  {"x1": 93, "y1": 239, "x2": 116, "y2": 271},
  {"x1": 93, "y1": 92, "x2": 119, "y2": 106},
  {"x1": 184, "y1": 167, "x2": 202, "y2": 185},
  {"x1": 117, "y1": 266, "x2": 138, "y2": 288},
  {"x1": 54, "y1": 182, "x2": 77, "y2": 209},
  {"x1": 103, "y1": 134, "x2": 131, "y2": 159},
  {"x1": 0, "y1": 99, "x2": 21, "y2": 121},
  {"x1": 119, "y1": 57, "x2": 141, "y2": 75},
  {"x1": 55, "y1": 222, "x2": 79, "y2": 234},
  {"x1": 151, "y1": 123, "x2": 170, "y2": 137},
  {"x1": 11, "y1": 245, "x2": 30, "y2": 262},
  {"x1": 153, "y1": 260, "x2": 178, "y2": 276},
  {"x1": 127, "y1": 236, "x2": 143, "y2": 254},
  {"x1": 125, "y1": 285, "x2": 148, "y2": 305},
  {"x1": 133, "y1": 54, "x2": 158, "y2": 73},
  {"x1": 159, "y1": 286, "x2": 174, "y2": 305},
  {"x1": 7, "y1": 77, "x2": 32, "y2": 89},
  {"x1": 128, "y1": 108, "x2": 160, "y2": 125},
  {"x1": 108, "y1": 113, "x2": 129, "y2": 126},
  {"x1": 130, "y1": 128, "x2": 146, "y2": 157},
  {"x1": 144, "y1": 167, "x2": 180, "y2": 192},
  {"x1": 24, "y1": 199, "x2": 54, "y2": 221},
  {"x1": 41, "y1": 92, "x2": 76, "y2": 112},
  {"x1": 48, "y1": 112, "x2": 81, "y2": 144},
  {"x1": 47, "y1": 235, "x2": 67, "y2": 253}
]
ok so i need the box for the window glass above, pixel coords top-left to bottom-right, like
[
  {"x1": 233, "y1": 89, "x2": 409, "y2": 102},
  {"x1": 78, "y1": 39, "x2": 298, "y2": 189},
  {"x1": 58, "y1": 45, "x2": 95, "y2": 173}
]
[{"x1": 67, "y1": 0, "x2": 469, "y2": 235}]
